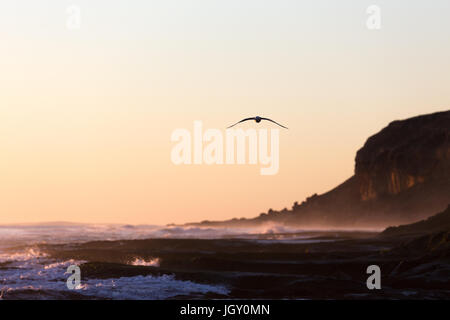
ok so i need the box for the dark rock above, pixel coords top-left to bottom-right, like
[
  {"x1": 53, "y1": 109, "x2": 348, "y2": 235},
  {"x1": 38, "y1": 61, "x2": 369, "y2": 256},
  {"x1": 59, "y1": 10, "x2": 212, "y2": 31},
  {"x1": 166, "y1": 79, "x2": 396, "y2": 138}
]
[{"x1": 382, "y1": 205, "x2": 450, "y2": 236}]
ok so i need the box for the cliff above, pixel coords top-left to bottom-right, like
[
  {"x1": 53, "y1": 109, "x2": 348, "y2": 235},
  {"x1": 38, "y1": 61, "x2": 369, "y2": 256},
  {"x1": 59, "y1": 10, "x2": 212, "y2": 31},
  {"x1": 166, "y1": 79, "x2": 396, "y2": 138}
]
[
  {"x1": 188, "y1": 110, "x2": 450, "y2": 228},
  {"x1": 355, "y1": 110, "x2": 450, "y2": 203}
]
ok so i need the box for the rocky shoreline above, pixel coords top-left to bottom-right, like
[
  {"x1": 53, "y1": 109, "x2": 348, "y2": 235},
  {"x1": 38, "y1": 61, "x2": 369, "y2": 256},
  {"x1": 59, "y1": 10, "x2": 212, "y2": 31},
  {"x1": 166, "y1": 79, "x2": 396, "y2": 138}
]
[
  {"x1": 29, "y1": 229, "x2": 448, "y2": 299},
  {"x1": 2, "y1": 207, "x2": 449, "y2": 300}
]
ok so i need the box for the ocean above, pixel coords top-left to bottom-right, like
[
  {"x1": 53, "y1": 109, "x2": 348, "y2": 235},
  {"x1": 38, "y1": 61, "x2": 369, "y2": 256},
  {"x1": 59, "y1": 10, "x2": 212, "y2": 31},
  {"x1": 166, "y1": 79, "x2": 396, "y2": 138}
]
[{"x1": 0, "y1": 224, "x2": 379, "y2": 300}]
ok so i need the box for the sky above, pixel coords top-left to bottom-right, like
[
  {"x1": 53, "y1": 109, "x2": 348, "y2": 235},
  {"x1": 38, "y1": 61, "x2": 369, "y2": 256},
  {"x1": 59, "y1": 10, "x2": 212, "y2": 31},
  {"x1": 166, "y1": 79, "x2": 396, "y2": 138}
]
[{"x1": 1, "y1": 0, "x2": 449, "y2": 224}]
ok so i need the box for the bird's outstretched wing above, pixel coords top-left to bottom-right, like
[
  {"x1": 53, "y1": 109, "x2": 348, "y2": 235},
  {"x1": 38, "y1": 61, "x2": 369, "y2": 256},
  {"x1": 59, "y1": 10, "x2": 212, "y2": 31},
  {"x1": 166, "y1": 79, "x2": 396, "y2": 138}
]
[
  {"x1": 261, "y1": 117, "x2": 288, "y2": 129},
  {"x1": 227, "y1": 117, "x2": 256, "y2": 129}
]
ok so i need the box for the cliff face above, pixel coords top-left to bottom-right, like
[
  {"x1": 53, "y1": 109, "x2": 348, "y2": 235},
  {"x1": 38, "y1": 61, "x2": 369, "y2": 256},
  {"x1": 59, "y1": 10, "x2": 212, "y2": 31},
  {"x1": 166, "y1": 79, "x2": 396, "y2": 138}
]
[{"x1": 355, "y1": 111, "x2": 450, "y2": 201}]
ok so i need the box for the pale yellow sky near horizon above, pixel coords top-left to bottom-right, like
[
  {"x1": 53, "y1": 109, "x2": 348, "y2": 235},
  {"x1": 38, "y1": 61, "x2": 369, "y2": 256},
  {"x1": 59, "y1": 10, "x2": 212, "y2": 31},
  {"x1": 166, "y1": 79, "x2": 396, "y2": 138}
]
[{"x1": 1, "y1": 1, "x2": 449, "y2": 224}]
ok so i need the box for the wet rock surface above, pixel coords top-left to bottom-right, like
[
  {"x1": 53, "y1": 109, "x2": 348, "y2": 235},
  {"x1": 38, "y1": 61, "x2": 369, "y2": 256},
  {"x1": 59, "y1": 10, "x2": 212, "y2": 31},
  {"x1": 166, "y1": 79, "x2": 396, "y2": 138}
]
[{"x1": 35, "y1": 230, "x2": 450, "y2": 300}]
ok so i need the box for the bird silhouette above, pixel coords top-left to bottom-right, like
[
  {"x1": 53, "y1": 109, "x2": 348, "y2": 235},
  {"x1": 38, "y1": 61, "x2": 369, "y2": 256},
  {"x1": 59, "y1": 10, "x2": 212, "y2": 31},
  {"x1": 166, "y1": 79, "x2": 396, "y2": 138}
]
[{"x1": 227, "y1": 116, "x2": 288, "y2": 129}]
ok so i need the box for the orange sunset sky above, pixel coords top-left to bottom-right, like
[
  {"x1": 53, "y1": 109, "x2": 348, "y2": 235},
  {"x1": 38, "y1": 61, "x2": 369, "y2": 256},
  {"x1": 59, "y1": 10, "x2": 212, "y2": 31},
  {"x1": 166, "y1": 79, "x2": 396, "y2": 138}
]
[{"x1": 1, "y1": 1, "x2": 449, "y2": 224}]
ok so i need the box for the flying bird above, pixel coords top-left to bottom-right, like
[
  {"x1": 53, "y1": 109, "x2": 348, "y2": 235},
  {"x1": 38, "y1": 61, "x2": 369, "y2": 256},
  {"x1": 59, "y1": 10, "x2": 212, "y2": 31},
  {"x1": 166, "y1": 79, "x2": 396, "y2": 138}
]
[{"x1": 227, "y1": 116, "x2": 288, "y2": 129}]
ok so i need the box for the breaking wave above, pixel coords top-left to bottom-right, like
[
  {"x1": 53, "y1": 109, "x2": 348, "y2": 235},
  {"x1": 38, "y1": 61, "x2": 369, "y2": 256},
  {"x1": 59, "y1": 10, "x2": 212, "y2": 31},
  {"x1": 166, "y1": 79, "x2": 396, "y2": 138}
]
[
  {"x1": 128, "y1": 257, "x2": 160, "y2": 267},
  {"x1": 0, "y1": 247, "x2": 227, "y2": 300}
]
